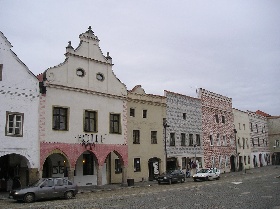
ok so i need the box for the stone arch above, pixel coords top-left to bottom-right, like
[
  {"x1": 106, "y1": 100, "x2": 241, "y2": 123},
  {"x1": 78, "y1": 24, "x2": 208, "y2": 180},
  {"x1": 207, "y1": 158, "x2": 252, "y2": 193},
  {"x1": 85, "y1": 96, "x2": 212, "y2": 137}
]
[{"x1": 41, "y1": 148, "x2": 71, "y2": 170}]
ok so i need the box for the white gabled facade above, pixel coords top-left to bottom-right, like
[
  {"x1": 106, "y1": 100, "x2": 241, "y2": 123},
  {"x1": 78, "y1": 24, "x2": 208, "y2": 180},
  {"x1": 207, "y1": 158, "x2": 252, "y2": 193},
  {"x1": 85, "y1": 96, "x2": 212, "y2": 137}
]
[
  {"x1": 39, "y1": 27, "x2": 128, "y2": 186},
  {"x1": 0, "y1": 31, "x2": 40, "y2": 189}
]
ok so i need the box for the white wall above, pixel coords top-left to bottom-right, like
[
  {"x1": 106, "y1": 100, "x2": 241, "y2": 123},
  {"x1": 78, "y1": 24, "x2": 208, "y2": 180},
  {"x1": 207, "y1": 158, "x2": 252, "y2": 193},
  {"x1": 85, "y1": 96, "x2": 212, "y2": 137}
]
[{"x1": 0, "y1": 32, "x2": 40, "y2": 169}]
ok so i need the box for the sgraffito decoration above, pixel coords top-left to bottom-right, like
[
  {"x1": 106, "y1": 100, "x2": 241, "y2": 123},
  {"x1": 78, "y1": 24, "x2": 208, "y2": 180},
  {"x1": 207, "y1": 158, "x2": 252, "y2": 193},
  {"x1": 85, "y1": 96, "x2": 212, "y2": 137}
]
[{"x1": 75, "y1": 134, "x2": 106, "y2": 150}]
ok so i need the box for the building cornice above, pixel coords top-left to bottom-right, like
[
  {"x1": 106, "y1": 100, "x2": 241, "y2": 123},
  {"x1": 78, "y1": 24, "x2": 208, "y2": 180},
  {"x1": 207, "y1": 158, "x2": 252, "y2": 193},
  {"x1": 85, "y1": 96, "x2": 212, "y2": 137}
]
[
  {"x1": 64, "y1": 52, "x2": 113, "y2": 66},
  {"x1": 47, "y1": 83, "x2": 127, "y2": 100}
]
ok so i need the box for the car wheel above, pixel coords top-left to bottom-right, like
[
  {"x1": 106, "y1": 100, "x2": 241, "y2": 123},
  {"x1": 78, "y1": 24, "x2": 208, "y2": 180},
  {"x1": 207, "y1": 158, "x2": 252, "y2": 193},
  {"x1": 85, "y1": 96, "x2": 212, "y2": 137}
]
[
  {"x1": 205, "y1": 176, "x2": 209, "y2": 181},
  {"x1": 24, "y1": 193, "x2": 35, "y2": 203},
  {"x1": 65, "y1": 191, "x2": 74, "y2": 199},
  {"x1": 158, "y1": 181, "x2": 161, "y2": 185},
  {"x1": 169, "y1": 179, "x2": 172, "y2": 185},
  {"x1": 193, "y1": 178, "x2": 197, "y2": 182},
  {"x1": 216, "y1": 176, "x2": 220, "y2": 180}
]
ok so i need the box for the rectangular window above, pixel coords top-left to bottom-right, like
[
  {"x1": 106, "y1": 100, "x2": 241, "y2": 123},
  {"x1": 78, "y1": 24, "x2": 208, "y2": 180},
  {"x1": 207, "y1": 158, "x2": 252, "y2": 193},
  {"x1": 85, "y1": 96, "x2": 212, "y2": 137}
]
[
  {"x1": 170, "y1": 133, "x2": 175, "y2": 146},
  {"x1": 276, "y1": 140, "x2": 280, "y2": 147},
  {"x1": 248, "y1": 156, "x2": 250, "y2": 164},
  {"x1": 183, "y1": 113, "x2": 186, "y2": 120},
  {"x1": 244, "y1": 156, "x2": 247, "y2": 165},
  {"x1": 134, "y1": 158, "x2": 141, "y2": 172},
  {"x1": 218, "y1": 156, "x2": 222, "y2": 168},
  {"x1": 217, "y1": 133, "x2": 221, "y2": 146},
  {"x1": 182, "y1": 157, "x2": 187, "y2": 169},
  {"x1": 252, "y1": 138, "x2": 255, "y2": 146},
  {"x1": 83, "y1": 154, "x2": 93, "y2": 175},
  {"x1": 0, "y1": 64, "x2": 3, "y2": 81},
  {"x1": 181, "y1": 133, "x2": 186, "y2": 146},
  {"x1": 211, "y1": 156, "x2": 215, "y2": 168},
  {"x1": 210, "y1": 135, "x2": 213, "y2": 146},
  {"x1": 250, "y1": 123, "x2": 253, "y2": 131},
  {"x1": 110, "y1": 113, "x2": 121, "y2": 134},
  {"x1": 6, "y1": 112, "x2": 24, "y2": 136},
  {"x1": 189, "y1": 134, "x2": 193, "y2": 146},
  {"x1": 238, "y1": 123, "x2": 241, "y2": 130},
  {"x1": 84, "y1": 110, "x2": 97, "y2": 132},
  {"x1": 215, "y1": 114, "x2": 219, "y2": 123},
  {"x1": 257, "y1": 138, "x2": 260, "y2": 146},
  {"x1": 53, "y1": 107, "x2": 68, "y2": 130},
  {"x1": 130, "y1": 108, "x2": 135, "y2": 117},
  {"x1": 223, "y1": 135, "x2": 227, "y2": 146},
  {"x1": 242, "y1": 138, "x2": 245, "y2": 149},
  {"x1": 196, "y1": 134, "x2": 201, "y2": 146},
  {"x1": 151, "y1": 131, "x2": 157, "y2": 144},
  {"x1": 133, "y1": 130, "x2": 140, "y2": 144},
  {"x1": 225, "y1": 156, "x2": 228, "y2": 167},
  {"x1": 243, "y1": 124, "x2": 245, "y2": 130},
  {"x1": 142, "y1": 110, "x2": 147, "y2": 118},
  {"x1": 256, "y1": 124, "x2": 258, "y2": 133},
  {"x1": 115, "y1": 159, "x2": 122, "y2": 174},
  {"x1": 222, "y1": 116, "x2": 225, "y2": 123}
]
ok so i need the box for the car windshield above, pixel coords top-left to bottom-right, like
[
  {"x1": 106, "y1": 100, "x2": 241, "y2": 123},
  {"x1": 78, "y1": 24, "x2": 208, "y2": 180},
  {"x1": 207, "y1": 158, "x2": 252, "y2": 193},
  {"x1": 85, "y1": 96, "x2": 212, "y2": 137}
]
[
  {"x1": 197, "y1": 169, "x2": 209, "y2": 173},
  {"x1": 30, "y1": 179, "x2": 46, "y2": 187}
]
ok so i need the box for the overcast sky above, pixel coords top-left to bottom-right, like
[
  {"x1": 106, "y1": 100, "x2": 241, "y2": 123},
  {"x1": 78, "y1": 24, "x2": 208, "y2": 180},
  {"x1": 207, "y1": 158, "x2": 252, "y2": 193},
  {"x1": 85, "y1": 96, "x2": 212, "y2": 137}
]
[{"x1": 1, "y1": 0, "x2": 279, "y2": 115}]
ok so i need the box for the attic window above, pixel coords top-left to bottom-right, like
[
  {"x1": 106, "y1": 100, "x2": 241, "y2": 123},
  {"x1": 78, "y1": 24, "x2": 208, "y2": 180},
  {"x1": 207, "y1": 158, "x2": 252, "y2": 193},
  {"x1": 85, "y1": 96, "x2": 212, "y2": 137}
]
[
  {"x1": 96, "y1": 73, "x2": 104, "y2": 81},
  {"x1": 76, "y1": 68, "x2": 85, "y2": 77}
]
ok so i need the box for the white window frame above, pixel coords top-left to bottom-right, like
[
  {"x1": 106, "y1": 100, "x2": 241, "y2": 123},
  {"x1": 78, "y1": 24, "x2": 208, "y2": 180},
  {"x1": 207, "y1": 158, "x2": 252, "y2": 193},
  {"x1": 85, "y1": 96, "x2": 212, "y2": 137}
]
[{"x1": 6, "y1": 112, "x2": 24, "y2": 137}]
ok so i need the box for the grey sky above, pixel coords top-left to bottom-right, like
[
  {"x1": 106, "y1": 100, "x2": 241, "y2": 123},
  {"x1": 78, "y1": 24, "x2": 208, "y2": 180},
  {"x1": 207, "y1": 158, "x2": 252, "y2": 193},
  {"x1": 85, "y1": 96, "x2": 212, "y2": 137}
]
[{"x1": 1, "y1": 0, "x2": 279, "y2": 115}]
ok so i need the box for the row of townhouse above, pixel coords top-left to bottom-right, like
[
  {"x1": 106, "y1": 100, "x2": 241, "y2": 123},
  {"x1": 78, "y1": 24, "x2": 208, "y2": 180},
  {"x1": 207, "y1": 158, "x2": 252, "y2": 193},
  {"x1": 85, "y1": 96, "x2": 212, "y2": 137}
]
[{"x1": 1, "y1": 28, "x2": 279, "y2": 190}]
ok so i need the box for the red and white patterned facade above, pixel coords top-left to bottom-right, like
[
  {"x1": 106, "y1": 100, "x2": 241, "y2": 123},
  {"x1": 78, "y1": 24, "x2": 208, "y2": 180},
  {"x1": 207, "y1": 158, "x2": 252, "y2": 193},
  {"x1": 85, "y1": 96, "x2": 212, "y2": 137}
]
[{"x1": 198, "y1": 88, "x2": 236, "y2": 173}]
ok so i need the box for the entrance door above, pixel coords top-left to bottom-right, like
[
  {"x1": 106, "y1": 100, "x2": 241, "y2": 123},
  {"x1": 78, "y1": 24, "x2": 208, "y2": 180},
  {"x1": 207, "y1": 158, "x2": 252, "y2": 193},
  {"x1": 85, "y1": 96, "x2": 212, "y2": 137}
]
[
  {"x1": 230, "y1": 155, "x2": 235, "y2": 172},
  {"x1": 148, "y1": 158, "x2": 160, "y2": 181}
]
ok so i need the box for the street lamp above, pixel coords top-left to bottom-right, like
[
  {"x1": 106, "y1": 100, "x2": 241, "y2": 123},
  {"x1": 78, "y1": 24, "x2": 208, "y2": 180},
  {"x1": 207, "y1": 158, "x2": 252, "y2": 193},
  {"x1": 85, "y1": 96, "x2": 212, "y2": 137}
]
[
  {"x1": 273, "y1": 145, "x2": 276, "y2": 165},
  {"x1": 194, "y1": 144, "x2": 197, "y2": 173},
  {"x1": 163, "y1": 118, "x2": 170, "y2": 171}
]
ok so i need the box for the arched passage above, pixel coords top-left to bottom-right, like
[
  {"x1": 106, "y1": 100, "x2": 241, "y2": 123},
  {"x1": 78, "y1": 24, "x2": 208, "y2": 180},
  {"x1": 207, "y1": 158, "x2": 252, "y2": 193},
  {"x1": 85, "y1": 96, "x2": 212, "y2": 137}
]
[{"x1": 0, "y1": 154, "x2": 31, "y2": 190}]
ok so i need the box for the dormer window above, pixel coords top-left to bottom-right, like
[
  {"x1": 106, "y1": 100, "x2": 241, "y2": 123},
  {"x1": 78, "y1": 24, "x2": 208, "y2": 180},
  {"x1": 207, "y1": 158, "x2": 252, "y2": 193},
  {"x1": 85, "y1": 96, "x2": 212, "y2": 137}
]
[{"x1": 76, "y1": 68, "x2": 85, "y2": 77}]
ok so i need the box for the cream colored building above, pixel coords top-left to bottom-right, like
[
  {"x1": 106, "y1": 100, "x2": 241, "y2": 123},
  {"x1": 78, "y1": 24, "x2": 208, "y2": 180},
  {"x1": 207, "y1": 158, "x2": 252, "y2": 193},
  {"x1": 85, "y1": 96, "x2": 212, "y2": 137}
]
[
  {"x1": 233, "y1": 108, "x2": 251, "y2": 171},
  {"x1": 126, "y1": 85, "x2": 166, "y2": 182},
  {"x1": 267, "y1": 116, "x2": 280, "y2": 165},
  {"x1": 39, "y1": 27, "x2": 128, "y2": 186}
]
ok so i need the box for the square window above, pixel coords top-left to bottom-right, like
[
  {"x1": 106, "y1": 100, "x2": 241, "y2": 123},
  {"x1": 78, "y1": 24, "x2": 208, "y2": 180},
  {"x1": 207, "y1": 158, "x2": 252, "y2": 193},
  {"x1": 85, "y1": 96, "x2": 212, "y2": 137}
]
[
  {"x1": 133, "y1": 130, "x2": 140, "y2": 144},
  {"x1": 115, "y1": 159, "x2": 122, "y2": 174},
  {"x1": 181, "y1": 133, "x2": 186, "y2": 146},
  {"x1": 130, "y1": 108, "x2": 135, "y2": 117},
  {"x1": 143, "y1": 110, "x2": 147, "y2": 118},
  {"x1": 6, "y1": 112, "x2": 24, "y2": 136},
  {"x1": 151, "y1": 131, "x2": 157, "y2": 144},
  {"x1": 84, "y1": 110, "x2": 97, "y2": 132},
  {"x1": 110, "y1": 113, "x2": 121, "y2": 134},
  {"x1": 53, "y1": 107, "x2": 68, "y2": 130},
  {"x1": 134, "y1": 158, "x2": 141, "y2": 172},
  {"x1": 170, "y1": 133, "x2": 175, "y2": 146}
]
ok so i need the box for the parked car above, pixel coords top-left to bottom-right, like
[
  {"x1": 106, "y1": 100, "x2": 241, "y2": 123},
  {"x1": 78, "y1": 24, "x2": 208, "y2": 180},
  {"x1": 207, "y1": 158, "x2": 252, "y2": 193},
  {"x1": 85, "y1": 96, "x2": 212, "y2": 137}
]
[
  {"x1": 193, "y1": 168, "x2": 220, "y2": 181},
  {"x1": 157, "y1": 169, "x2": 186, "y2": 184},
  {"x1": 9, "y1": 178, "x2": 78, "y2": 203}
]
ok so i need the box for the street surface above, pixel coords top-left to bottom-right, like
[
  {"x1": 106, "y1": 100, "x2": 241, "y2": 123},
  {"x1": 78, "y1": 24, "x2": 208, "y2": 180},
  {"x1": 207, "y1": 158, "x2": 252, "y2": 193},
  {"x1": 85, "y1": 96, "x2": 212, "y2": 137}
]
[{"x1": 1, "y1": 166, "x2": 279, "y2": 209}]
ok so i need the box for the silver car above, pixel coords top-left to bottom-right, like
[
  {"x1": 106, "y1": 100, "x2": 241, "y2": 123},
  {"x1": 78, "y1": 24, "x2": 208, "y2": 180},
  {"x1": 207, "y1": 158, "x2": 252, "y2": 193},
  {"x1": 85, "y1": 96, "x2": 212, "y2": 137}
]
[{"x1": 9, "y1": 178, "x2": 78, "y2": 203}]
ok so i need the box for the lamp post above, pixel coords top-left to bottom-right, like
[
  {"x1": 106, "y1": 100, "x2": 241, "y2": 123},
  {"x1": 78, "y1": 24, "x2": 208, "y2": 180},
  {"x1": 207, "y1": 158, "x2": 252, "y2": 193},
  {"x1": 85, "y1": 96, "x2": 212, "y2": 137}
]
[
  {"x1": 273, "y1": 145, "x2": 276, "y2": 165},
  {"x1": 194, "y1": 144, "x2": 197, "y2": 173},
  {"x1": 163, "y1": 118, "x2": 170, "y2": 172}
]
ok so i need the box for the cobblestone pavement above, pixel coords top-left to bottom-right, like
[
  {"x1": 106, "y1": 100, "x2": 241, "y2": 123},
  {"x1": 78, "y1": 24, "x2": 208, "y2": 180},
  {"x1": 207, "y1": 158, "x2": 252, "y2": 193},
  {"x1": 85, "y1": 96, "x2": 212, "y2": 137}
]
[{"x1": 0, "y1": 166, "x2": 279, "y2": 209}]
